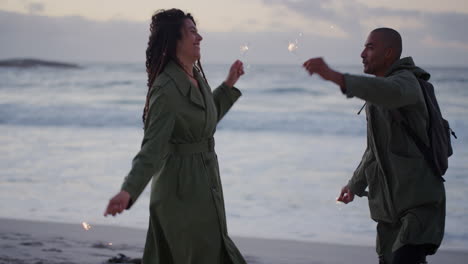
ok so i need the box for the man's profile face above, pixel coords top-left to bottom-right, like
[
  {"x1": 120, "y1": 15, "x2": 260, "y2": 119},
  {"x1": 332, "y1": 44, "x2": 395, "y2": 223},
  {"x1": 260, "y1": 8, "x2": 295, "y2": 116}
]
[{"x1": 360, "y1": 32, "x2": 388, "y2": 76}]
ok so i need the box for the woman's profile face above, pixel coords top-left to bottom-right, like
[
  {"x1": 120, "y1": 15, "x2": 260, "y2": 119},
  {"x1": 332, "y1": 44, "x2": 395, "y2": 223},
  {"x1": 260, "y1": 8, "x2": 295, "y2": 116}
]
[{"x1": 176, "y1": 18, "x2": 203, "y2": 62}]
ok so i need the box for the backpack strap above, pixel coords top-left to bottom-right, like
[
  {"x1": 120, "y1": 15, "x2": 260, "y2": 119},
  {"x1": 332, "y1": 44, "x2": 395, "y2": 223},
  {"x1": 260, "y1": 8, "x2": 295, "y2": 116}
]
[
  {"x1": 390, "y1": 110, "x2": 441, "y2": 179},
  {"x1": 390, "y1": 111, "x2": 430, "y2": 159}
]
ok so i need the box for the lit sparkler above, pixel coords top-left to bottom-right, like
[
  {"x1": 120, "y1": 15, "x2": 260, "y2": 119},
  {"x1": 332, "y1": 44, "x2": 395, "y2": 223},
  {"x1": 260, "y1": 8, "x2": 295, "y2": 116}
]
[
  {"x1": 288, "y1": 32, "x2": 303, "y2": 55},
  {"x1": 81, "y1": 222, "x2": 92, "y2": 231},
  {"x1": 288, "y1": 41, "x2": 299, "y2": 53},
  {"x1": 335, "y1": 197, "x2": 344, "y2": 210},
  {"x1": 240, "y1": 44, "x2": 250, "y2": 56},
  {"x1": 239, "y1": 43, "x2": 251, "y2": 70}
]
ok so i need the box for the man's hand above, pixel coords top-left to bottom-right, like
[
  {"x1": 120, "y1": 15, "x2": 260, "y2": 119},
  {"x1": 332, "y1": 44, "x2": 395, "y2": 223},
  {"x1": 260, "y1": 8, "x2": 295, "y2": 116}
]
[
  {"x1": 303, "y1": 57, "x2": 345, "y2": 91},
  {"x1": 337, "y1": 185, "x2": 355, "y2": 204}
]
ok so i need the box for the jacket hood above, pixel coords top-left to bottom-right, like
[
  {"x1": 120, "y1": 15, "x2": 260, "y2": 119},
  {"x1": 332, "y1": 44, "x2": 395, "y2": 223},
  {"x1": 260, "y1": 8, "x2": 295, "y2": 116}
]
[{"x1": 385, "y1": 57, "x2": 431, "y2": 81}]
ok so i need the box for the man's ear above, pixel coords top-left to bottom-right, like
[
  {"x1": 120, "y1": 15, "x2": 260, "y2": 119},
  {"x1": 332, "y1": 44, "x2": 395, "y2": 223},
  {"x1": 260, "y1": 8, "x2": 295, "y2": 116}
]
[{"x1": 384, "y1": 48, "x2": 394, "y2": 60}]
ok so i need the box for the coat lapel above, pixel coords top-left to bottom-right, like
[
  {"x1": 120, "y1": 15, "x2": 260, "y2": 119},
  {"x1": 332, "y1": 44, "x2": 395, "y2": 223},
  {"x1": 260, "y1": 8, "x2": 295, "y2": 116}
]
[
  {"x1": 195, "y1": 71, "x2": 217, "y2": 135},
  {"x1": 163, "y1": 60, "x2": 205, "y2": 109},
  {"x1": 189, "y1": 82, "x2": 205, "y2": 109}
]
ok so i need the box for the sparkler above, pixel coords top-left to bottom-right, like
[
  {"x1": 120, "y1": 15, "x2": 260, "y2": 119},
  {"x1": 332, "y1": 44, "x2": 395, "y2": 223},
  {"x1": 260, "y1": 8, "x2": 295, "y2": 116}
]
[
  {"x1": 288, "y1": 32, "x2": 303, "y2": 66},
  {"x1": 81, "y1": 222, "x2": 92, "y2": 231},
  {"x1": 81, "y1": 221, "x2": 114, "y2": 246},
  {"x1": 335, "y1": 197, "x2": 344, "y2": 211},
  {"x1": 288, "y1": 32, "x2": 303, "y2": 54},
  {"x1": 240, "y1": 44, "x2": 250, "y2": 56},
  {"x1": 80, "y1": 212, "x2": 118, "y2": 249},
  {"x1": 239, "y1": 43, "x2": 251, "y2": 70},
  {"x1": 288, "y1": 41, "x2": 299, "y2": 53}
]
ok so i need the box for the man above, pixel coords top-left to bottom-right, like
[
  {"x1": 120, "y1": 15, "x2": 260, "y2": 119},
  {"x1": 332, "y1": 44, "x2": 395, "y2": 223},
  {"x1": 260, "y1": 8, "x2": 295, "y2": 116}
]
[{"x1": 303, "y1": 28, "x2": 445, "y2": 264}]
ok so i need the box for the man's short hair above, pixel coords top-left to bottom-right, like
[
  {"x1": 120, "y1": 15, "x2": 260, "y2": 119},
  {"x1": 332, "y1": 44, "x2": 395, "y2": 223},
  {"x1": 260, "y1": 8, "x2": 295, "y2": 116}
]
[{"x1": 371, "y1": 28, "x2": 402, "y2": 59}]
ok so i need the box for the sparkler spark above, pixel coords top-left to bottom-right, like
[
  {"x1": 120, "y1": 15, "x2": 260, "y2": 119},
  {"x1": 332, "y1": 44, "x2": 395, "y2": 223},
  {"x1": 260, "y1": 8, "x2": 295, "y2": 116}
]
[
  {"x1": 335, "y1": 198, "x2": 344, "y2": 211},
  {"x1": 239, "y1": 44, "x2": 249, "y2": 56},
  {"x1": 288, "y1": 32, "x2": 302, "y2": 54},
  {"x1": 288, "y1": 41, "x2": 299, "y2": 53},
  {"x1": 81, "y1": 222, "x2": 92, "y2": 231},
  {"x1": 335, "y1": 197, "x2": 343, "y2": 204},
  {"x1": 239, "y1": 43, "x2": 251, "y2": 70}
]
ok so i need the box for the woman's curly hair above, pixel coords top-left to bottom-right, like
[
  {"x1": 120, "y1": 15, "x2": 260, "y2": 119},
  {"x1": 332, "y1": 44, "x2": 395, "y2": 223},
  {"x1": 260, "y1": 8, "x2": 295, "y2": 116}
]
[{"x1": 143, "y1": 8, "x2": 207, "y2": 126}]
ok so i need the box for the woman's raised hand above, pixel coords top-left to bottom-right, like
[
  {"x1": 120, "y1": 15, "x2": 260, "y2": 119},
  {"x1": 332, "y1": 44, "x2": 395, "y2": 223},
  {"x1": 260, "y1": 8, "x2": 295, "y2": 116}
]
[{"x1": 224, "y1": 60, "x2": 245, "y2": 88}]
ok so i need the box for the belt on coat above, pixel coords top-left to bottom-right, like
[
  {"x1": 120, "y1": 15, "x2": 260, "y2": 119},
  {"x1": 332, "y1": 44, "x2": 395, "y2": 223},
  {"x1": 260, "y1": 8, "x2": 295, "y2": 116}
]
[{"x1": 169, "y1": 138, "x2": 215, "y2": 154}]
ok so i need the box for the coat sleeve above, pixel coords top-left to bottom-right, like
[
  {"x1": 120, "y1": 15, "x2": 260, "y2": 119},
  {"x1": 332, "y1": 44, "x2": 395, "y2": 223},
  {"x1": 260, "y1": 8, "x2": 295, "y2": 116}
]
[
  {"x1": 347, "y1": 138, "x2": 374, "y2": 197},
  {"x1": 121, "y1": 86, "x2": 176, "y2": 208},
  {"x1": 344, "y1": 71, "x2": 421, "y2": 109},
  {"x1": 212, "y1": 82, "x2": 242, "y2": 122}
]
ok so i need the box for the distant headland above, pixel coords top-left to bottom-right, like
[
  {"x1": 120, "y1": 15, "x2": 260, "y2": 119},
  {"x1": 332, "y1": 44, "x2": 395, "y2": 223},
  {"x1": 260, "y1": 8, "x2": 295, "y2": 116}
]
[{"x1": 0, "y1": 58, "x2": 81, "y2": 69}]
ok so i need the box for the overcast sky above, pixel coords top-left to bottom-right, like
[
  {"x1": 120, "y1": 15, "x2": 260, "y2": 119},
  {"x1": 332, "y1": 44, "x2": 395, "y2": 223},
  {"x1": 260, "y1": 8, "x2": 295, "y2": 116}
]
[{"x1": 1, "y1": 0, "x2": 467, "y2": 65}]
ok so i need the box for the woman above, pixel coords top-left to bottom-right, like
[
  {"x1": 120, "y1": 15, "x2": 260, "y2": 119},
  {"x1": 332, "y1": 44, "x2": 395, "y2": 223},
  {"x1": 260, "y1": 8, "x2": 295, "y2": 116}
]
[{"x1": 104, "y1": 8, "x2": 247, "y2": 264}]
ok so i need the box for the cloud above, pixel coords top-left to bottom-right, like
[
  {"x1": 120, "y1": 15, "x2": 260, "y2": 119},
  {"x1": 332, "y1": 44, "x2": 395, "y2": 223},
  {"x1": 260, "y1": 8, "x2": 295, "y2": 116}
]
[
  {"x1": 422, "y1": 36, "x2": 468, "y2": 51},
  {"x1": 261, "y1": 0, "x2": 421, "y2": 35},
  {"x1": 260, "y1": 0, "x2": 468, "y2": 55},
  {"x1": 354, "y1": 0, "x2": 468, "y2": 15},
  {"x1": 0, "y1": 10, "x2": 147, "y2": 62},
  {"x1": 428, "y1": 12, "x2": 468, "y2": 43},
  {"x1": 0, "y1": 9, "x2": 467, "y2": 66},
  {"x1": 27, "y1": 2, "x2": 44, "y2": 14},
  {"x1": 359, "y1": 16, "x2": 425, "y2": 32}
]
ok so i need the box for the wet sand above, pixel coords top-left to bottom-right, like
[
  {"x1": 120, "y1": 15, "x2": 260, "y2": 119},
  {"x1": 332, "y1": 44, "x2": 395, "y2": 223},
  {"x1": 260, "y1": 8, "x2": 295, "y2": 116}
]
[{"x1": 0, "y1": 217, "x2": 466, "y2": 264}]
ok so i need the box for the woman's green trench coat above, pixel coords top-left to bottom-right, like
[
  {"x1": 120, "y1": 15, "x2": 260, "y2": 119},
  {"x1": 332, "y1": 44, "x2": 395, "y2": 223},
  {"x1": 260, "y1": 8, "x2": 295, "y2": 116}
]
[{"x1": 121, "y1": 60, "x2": 247, "y2": 264}]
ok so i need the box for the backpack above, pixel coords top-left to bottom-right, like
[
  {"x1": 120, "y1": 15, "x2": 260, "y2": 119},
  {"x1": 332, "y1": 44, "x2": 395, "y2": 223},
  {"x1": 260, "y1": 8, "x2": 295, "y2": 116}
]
[{"x1": 392, "y1": 78, "x2": 457, "y2": 179}]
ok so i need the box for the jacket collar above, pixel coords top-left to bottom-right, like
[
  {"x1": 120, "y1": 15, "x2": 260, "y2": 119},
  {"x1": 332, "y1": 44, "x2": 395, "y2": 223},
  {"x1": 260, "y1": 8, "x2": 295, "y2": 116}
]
[
  {"x1": 384, "y1": 57, "x2": 415, "y2": 77},
  {"x1": 384, "y1": 56, "x2": 431, "y2": 80},
  {"x1": 163, "y1": 60, "x2": 205, "y2": 109}
]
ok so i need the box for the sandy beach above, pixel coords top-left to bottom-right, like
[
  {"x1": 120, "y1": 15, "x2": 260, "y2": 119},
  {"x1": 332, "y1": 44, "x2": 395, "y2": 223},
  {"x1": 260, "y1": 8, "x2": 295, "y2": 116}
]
[{"x1": 0, "y1": 217, "x2": 466, "y2": 264}]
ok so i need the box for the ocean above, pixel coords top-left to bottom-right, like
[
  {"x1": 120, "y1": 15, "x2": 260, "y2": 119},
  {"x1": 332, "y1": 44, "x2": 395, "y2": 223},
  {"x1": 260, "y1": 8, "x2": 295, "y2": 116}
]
[{"x1": 0, "y1": 62, "x2": 467, "y2": 251}]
